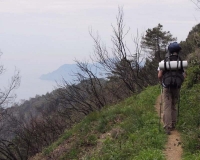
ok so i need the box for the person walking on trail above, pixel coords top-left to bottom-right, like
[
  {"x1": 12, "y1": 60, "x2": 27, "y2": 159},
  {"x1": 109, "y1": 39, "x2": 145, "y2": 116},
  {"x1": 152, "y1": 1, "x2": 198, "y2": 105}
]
[{"x1": 158, "y1": 42, "x2": 186, "y2": 135}]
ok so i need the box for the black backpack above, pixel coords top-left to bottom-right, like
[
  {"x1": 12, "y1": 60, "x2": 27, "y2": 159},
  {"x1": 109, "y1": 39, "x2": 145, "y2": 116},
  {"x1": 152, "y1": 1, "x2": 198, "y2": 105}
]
[{"x1": 162, "y1": 54, "x2": 184, "y2": 88}]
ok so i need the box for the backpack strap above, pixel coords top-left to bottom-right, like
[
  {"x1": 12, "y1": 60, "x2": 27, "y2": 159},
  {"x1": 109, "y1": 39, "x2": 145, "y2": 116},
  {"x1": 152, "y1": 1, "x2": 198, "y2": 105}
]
[
  {"x1": 176, "y1": 55, "x2": 184, "y2": 72},
  {"x1": 163, "y1": 56, "x2": 172, "y2": 89},
  {"x1": 175, "y1": 56, "x2": 180, "y2": 88},
  {"x1": 168, "y1": 56, "x2": 173, "y2": 89},
  {"x1": 164, "y1": 59, "x2": 167, "y2": 70},
  {"x1": 179, "y1": 56, "x2": 183, "y2": 72},
  {"x1": 163, "y1": 54, "x2": 183, "y2": 88},
  {"x1": 175, "y1": 55, "x2": 184, "y2": 88}
]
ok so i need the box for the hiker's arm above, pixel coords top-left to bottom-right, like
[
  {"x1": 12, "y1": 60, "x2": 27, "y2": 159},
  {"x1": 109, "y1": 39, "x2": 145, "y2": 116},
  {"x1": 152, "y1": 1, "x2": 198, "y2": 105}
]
[{"x1": 158, "y1": 70, "x2": 163, "y2": 83}]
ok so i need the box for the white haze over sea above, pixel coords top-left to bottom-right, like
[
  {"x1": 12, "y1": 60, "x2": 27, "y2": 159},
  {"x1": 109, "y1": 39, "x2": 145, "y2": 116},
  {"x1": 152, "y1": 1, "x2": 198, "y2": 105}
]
[
  {"x1": 1, "y1": 64, "x2": 56, "y2": 104},
  {"x1": 0, "y1": 0, "x2": 199, "y2": 105}
]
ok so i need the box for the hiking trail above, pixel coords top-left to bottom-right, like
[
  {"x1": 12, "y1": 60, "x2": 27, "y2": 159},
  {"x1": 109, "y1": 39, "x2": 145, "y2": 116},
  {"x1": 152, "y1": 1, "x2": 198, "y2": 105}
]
[{"x1": 155, "y1": 95, "x2": 183, "y2": 160}]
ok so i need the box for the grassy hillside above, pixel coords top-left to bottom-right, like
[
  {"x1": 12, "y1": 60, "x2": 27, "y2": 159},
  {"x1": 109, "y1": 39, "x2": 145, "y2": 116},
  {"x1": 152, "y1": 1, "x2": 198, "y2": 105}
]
[
  {"x1": 31, "y1": 83, "x2": 200, "y2": 160},
  {"x1": 32, "y1": 85, "x2": 167, "y2": 160},
  {"x1": 178, "y1": 83, "x2": 200, "y2": 160},
  {"x1": 176, "y1": 46, "x2": 200, "y2": 159}
]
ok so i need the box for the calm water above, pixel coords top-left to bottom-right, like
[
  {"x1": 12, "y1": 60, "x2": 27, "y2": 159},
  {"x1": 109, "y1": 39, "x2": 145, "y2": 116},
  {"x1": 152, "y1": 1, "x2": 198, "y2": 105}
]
[{"x1": 1, "y1": 70, "x2": 57, "y2": 106}]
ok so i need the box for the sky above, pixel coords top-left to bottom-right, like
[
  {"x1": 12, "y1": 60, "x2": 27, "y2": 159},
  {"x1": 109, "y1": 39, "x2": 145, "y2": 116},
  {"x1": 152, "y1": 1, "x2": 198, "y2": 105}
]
[{"x1": 0, "y1": 0, "x2": 199, "y2": 103}]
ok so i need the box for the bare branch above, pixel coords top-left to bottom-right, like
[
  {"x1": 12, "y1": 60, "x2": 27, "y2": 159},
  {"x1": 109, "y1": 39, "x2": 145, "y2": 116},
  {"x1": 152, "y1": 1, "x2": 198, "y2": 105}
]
[
  {"x1": 0, "y1": 69, "x2": 21, "y2": 107},
  {"x1": 191, "y1": 0, "x2": 200, "y2": 9}
]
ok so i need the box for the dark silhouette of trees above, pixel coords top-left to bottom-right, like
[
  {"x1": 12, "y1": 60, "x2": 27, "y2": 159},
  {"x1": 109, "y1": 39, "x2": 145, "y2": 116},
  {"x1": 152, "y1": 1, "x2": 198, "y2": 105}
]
[
  {"x1": 0, "y1": 98, "x2": 68, "y2": 159},
  {"x1": 179, "y1": 23, "x2": 200, "y2": 61},
  {"x1": 89, "y1": 8, "x2": 147, "y2": 93},
  {"x1": 141, "y1": 23, "x2": 176, "y2": 62},
  {"x1": 141, "y1": 24, "x2": 176, "y2": 85},
  {"x1": 55, "y1": 9, "x2": 179, "y2": 123},
  {"x1": 0, "y1": 8, "x2": 180, "y2": 160},
  {"x1": 54, "y1": 60, "x2": 113, "y2": 124},
  {"x1": 0, "y1": 53, "x2": 21, "y2": 158},
  {"x1": 185, "y1": 23, "x2": 200, "y2": 48}
]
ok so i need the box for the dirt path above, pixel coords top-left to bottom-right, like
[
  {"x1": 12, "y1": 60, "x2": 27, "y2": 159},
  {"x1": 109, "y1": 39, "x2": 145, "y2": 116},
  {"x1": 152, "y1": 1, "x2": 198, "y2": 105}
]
[{"x1": 155, "y1": 95, "x2": 183, "y2": 160}]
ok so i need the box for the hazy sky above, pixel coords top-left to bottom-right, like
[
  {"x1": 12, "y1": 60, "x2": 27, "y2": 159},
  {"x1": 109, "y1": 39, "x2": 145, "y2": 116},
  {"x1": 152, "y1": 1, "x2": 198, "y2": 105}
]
[{"x1": 0, "y1": 0, "x2": 199, "y2": 102}]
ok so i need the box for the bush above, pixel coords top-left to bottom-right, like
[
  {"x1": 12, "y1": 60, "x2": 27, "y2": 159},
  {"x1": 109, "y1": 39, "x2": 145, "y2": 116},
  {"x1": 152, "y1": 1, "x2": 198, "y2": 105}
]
[
  {"x1": 184, "y1": 48, "x2": 200, "y2": 88},
  {"x1": 178, "y1": 84, "x2": 200, "y2": 157}
]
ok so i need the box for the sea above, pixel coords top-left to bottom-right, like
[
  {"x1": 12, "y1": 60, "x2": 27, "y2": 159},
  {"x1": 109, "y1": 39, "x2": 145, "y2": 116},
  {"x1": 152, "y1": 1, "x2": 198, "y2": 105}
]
[{"x1": 1, "y1": 70, "x2": 57, "y2": 107}]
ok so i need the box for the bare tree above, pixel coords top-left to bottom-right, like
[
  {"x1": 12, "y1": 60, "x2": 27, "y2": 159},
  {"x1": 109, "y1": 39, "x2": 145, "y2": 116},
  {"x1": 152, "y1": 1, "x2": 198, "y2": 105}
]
[
  {"x1": 53, "y1": 8, "x2": 155, "y2": 127},
  {"x1": 191, "y1": 0, "x2": 200, "y2": 8},
  {"x1": 0, "y1": 103, "x2": 68, "y2": 159},
  {"x1": 54, "y1": 7, "x2": 151, "y2": 122},
  {"x1": 55, "y1": 70, "x2": 106, "y2": 118},
  {"x1": 0, "y1": 53, "x2": 21, "y2": 158},
  {"x1": 0, "y1": 53, "x2": 20, "y2": 107},
  {"x1": 89, "y1": 7, "x2": 148, "y2": 93},
  {"x1": 0, "y1": 138, "x2": 23, "y2": 160}
]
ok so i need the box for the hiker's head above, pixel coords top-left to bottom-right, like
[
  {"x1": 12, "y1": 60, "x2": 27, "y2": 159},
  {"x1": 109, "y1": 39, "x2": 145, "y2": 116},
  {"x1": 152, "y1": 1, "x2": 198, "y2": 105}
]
[{"x1": 168, "y1": 42, "x2": 181, "y2": 54}]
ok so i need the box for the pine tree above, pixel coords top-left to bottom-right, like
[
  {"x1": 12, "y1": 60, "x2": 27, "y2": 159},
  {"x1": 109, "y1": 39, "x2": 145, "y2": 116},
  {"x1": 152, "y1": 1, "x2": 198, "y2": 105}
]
[{"x1": 141, "y1": 23, "x2": 176, "y2": 62}]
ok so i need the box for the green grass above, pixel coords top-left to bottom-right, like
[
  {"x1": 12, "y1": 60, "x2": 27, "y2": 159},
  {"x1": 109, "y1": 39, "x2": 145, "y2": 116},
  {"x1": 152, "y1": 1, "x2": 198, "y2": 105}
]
[
  {"x1": 177, "y1": 83, "x2": 200, "y2": 159},
  {"x1": 43, "y1": 130, "x2": 73, "y2": 155},
  {"x1": 43, "y1": 85, "x2": 167, "y2": 159}
]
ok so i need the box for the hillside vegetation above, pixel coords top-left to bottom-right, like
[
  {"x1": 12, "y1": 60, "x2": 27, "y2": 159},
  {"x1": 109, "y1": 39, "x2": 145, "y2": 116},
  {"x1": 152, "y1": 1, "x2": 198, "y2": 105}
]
[
  {"x1": 33, "y1": 54, "x2": 200, "y2": 159},
  {"x1": 33, "y1": 85, "x2": 167, "y2": 160},
  {"x1": 32, "y1": 84, "x2": 200, "y2": 159},
  {"x1": 0, "y1": 8, "x2": 200, "y2": 159},
  {"x1": 178, "y1": 83, "x2": 200, "y2": 159},
  {"x1": 176, "y1": 48, "x2": 200, "y2": 159},
  {"x1": 33, "y1": 21, "x2": 200, "y2": 159}
]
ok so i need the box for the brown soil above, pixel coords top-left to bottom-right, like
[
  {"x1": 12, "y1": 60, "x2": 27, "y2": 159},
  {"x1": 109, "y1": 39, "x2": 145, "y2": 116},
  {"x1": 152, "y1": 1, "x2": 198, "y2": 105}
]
[
  {"x1": 155, "y1": 95, "x2": 183, "y2": 160},
  {"x1": 29, "y1": 135, "x2": 76, "y2": 160}
]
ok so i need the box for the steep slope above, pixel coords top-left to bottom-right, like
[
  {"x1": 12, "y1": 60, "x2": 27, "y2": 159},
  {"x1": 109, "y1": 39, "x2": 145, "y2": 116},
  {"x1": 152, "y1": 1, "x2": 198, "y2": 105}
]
[
  {"x1": 30, "y1": 85, "x2": 167, "y2": 160},
  {"x1": 177, "y1": 83, "x2": 200, "y2": 159}
]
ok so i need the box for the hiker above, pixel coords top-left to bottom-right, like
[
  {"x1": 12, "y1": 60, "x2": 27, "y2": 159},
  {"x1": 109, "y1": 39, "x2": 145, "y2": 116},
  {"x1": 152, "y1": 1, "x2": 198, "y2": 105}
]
[{"x1": 158, "y1": 42, "x2": 186, "y2": 135}]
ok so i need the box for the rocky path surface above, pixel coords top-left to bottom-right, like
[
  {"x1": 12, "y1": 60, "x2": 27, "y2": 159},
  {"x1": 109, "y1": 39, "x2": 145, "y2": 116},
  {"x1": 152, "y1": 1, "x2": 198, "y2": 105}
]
[{"x1": 155, "y1": 95, "x2": 183, "y2": 160}]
